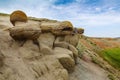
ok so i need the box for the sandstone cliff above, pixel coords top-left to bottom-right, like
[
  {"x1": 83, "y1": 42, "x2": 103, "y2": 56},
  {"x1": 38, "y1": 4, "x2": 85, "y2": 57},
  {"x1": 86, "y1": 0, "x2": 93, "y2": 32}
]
[{"x1": 0, "y1": 13, "x2": 120, "y2": 80}]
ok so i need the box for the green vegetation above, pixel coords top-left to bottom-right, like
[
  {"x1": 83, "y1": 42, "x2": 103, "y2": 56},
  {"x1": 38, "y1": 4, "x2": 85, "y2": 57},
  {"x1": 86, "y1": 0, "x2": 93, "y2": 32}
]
[
  {"x1": 76, "y1": 41, "x2": 86, "y2": 58},
  {"x1": 100, "y1": 48, "x2": 120, "y2": 69},
  {"x1": 0, "y1": 13, "x2": 9, "y2": 16},
  {"x1": 108, "y1": 74, "x2": 116, "y2": 80}
]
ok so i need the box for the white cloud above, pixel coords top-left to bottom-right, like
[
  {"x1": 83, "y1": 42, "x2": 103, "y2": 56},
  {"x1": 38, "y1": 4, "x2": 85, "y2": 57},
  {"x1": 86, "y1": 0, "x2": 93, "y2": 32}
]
[{"x1": 0, "y1": 0, "x2": 120, "y2": 37}]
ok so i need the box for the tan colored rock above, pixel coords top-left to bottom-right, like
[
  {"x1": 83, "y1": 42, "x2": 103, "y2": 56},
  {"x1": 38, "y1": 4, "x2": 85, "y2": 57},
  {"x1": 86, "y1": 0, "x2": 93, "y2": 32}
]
[
  {"x1": 40, "y1": 43, "x2": 53, "y2": 55},
  {"x1": 10, "y1": 10, "x2": 28, "y2": 26},
  {"x1": 64, "y1": 34, "x2": 79, "y2": 47},
  {"x1": 54, "y1": 47, "x2": 74, "y2": 58},
  {"x1": 54, "y1": 37, "x2": 68, "y2": 48},
  {"x1": 40, "y1": 21, "x2": 73, "y2": 35},
  {"x1": 9, "y1": 24, "x2": 41, "y2": 40},
  {"x1": 0, "y1": 30, "x2": 69, "y2": 80},
  {"x1": 38, "y1": 33, "x2": 55, "y2": 48},
  {"x1": 68, "y1": 44, "x2": 78, "y2": 63},
  {"x1": 52, "y1": 21, "x2": 73, "y2": 35},
  {"x1": 54, "y1": 47, "x2": 75, "y2": 72},
  {"x1": 55, "y1": 53, "x2": 75, "y2": 73},
  {"x1": 29, "y1": 56, "x2": 69, "y2": 80},
  {"x1": 40, "y1": 22, "x2": 60, "y2": 32},
  {"x1": 19, "y1": 40, "x2": 41, "y2": 59},
  {"x1": 0, "y1": 52, "x2": 4, "y2": 67},
  {"x1": 54, "y1": 37, "x2": 78, "y2": 63}
]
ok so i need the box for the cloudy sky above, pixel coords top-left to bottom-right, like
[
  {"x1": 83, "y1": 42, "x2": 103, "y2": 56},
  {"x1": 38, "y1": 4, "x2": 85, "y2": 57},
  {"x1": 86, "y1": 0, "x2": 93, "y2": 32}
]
[{"x1": 0, "y1": 0, "x2": 120, "y2": 37}]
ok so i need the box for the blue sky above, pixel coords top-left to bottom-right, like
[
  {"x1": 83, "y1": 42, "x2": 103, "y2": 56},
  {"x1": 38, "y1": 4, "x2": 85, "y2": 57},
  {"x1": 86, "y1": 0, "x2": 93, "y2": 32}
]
[{"x1": 0, "y1": 0, "x2": 120, "y2": 37}]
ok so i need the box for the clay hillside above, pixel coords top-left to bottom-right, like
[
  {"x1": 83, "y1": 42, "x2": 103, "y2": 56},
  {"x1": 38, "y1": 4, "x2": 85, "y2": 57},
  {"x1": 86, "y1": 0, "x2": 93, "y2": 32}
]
[{"x1": 0, "y1": 11, "x2": 120, "y2": 80}]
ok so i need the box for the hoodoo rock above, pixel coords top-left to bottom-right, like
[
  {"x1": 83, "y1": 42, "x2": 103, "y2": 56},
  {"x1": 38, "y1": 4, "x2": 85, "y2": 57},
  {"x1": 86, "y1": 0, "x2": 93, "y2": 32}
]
[{"x1": 10, "y1": 10, "x2": 28, "y2": 26}]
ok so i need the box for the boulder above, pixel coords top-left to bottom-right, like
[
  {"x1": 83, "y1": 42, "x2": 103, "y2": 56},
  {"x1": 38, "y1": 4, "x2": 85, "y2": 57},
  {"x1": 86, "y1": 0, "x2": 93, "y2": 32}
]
[
  {"x1": 40, "y1": 21, "x2": 73, "y2": 35},
  {"x1": 52, "y1": 21, "x2": 73, "y2": 36},
  {"x1": 10, "y1": 10, "x2": 28, "y2": 26},
  {"x1": 9, "y1": 24, "x2": 41, "y2": 40}
]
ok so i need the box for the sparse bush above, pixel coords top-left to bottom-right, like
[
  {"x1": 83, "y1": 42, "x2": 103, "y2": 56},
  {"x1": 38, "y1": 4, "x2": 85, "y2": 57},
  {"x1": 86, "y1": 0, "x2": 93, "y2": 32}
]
[
  {"x1": 76, "y1": 41, "x2": 85, "y2": 58},
  {"x1": 108, "y1": 74, "x2": 115, "y2": 80}
]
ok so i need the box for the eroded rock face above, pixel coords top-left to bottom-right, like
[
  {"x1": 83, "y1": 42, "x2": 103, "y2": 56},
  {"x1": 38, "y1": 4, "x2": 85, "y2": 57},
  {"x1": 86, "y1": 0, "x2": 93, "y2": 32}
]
[
  {"x1": 0, "y1": 31, "x2": 71, "y2": 80},
  {"x1": 0, "y1": 25, "x2": 82, "y2": 80},
  {"x1": 0, "y1": 12, "x2": 83, "y2": 80},
  {"x1": 0, "y1": 27, "x2": 81, "y2": 80}
]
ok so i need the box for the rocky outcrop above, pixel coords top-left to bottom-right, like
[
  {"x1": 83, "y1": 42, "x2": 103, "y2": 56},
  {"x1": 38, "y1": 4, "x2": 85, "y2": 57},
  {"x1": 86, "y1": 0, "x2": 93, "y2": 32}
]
[
  {"x1": 0, "y1": 10, "x2": 85, "y2": 80},
  {"x1": 0, "y1": 29, "x2": 78, "y2": 80},
  {"x1": 1, "y1": 11, "x2": 120, "y2": 80}
]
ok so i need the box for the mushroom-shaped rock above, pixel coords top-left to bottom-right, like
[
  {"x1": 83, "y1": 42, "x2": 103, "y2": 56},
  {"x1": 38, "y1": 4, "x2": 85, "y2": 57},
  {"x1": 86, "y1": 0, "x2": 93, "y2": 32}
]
[
  {"x1": 10, "y1": 10, "x2": 28, "y2": 26},
  {"x1": 51, "y1": 21, "x2": 73, "y2": 35},
  {"x1": 9, "y1": 25, "x2": 41, "y2": 40}
]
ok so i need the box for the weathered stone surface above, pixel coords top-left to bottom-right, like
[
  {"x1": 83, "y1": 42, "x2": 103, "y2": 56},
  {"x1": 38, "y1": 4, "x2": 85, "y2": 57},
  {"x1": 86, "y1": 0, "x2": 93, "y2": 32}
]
[
  {"x1": 54, "y1": 47, "x2": 75, "y2": 72},
  {"x1": 64, "y1": 34, "x2": 79, "y2": 47},
  {"x1": 40, "y1": 21, "x2": 73, "y2": 35},
  {"x1": 54, "y1": 47, "x2": 74, "y2": 58},
  {"x1": 40, "y1": 22, "x2": 60, "y2": 32},
  {"x1": 38, "y1": 33, "x2": 55, "y2": 48},
  {"x1": 54, "y1": 37, "x2": 78, "y2": 63},
  {"x1": 55, "y1": 53, "x2": 75, "y2": 73},
  {"x1": 9, "y1": 24, "x2": 41, "y2": 40},
  {"x1": 0, "y1": 52, "x2": 4, "y2": 67},
  {"x1": 54, "y1": 37, "x2": 68, "y2": 48},
  {"x1": 40, "y1": 43, "x2": 53, "y2": 55},
  {"x1": 0, "y1": 14, "x2": 82, "y2": 80},
  {"x1": 0, "y1": 31, "x2": 70, "y2": 80},
  {"x1": 68, "y1": 44, "x2": 78, "y2": 63}
]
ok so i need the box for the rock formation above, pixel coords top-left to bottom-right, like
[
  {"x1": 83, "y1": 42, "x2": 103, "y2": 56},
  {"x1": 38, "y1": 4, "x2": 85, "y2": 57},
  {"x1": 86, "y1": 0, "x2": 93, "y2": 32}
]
[
  {"x1": 0, "y1": 10, "x2": 84, "y2": 80},
  {"x1": 10, "y1": 10, "x2": 28, "y2": 26},
  {"x1": 1, "y1": 10, "x2": 119, "y2": 80}
]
